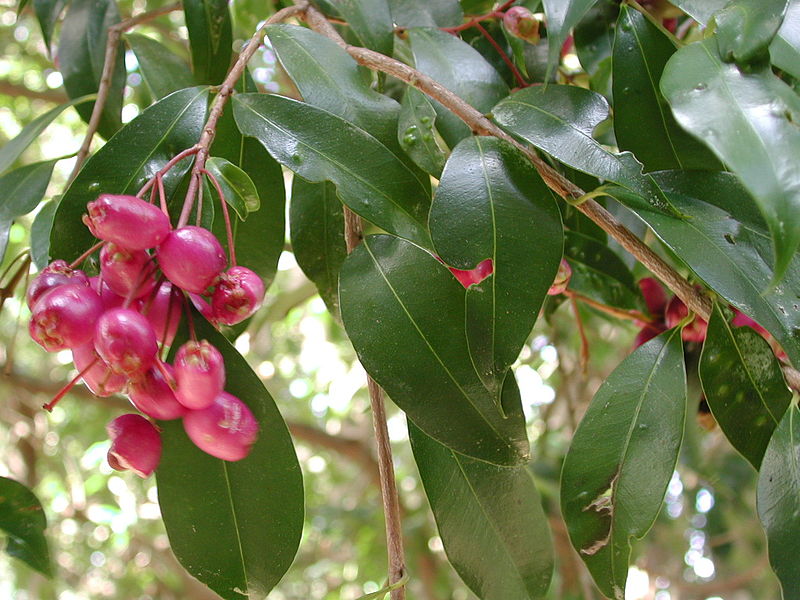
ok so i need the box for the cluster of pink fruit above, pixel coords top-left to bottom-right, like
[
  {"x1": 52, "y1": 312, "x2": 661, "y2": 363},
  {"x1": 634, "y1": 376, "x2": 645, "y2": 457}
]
[{"x1": 27, "y1": 194, "x2": 264, "y2": 477}]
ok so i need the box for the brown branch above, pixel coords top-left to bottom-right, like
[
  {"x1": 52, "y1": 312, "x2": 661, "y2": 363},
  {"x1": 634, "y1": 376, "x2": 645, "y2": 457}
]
[
  {"x1": 564, "y1": 288, "x2": 654, "y2": 325},
  {"x1": 0, "y1": 80, "x2": 67, "y2": 103}
]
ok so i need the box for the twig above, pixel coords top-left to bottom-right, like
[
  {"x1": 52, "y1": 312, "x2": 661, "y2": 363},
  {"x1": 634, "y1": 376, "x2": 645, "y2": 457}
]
[
  {"x1": 439, "y1": 0, "x2": 516, "y2": 33},
  {"x1": 68, "y1": 2, "x2": 182, "y2": 184},
  {"x1": 473, "y1": 22, "x2": 528, "y2": 88},
  {"x1": 570, "y1": 297, "x2": 590, "y2": 373},
  {"x1": 564, "y1": 289, "x2": 654, "y2": 325}
]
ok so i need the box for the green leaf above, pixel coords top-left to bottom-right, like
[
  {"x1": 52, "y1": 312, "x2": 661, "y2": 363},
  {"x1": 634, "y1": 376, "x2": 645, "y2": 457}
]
[
  {"x1": 713, "y1": 0, "x2": 789, "y2": 64},
  {"x1": 771, "y1": 1, "x2": 800, "y2": 79},
  {"x1": 0, "y1": 477, "x2": 51, "y2": 577},
  {"x1": 126, "y1": 33, "x2": 196, "y2": 100},
  {"x1": 33, "y1": 0, "x2": 68, "y2": 50},
  {"x1": 205, "y1": 157, "x2": 259, "y2": 220},
  {"x1": 757, "y1": 405, "x2": 800, "y2": 598},
  {"x1": 388, "y1": 0, "x2": 462, "y2": 28},
  {"x1": 339, "y1": 234, "x2": 529, "y2": 466},
  {"x1": 699, "y1": 302, "x2": 792, "y2": 469},
  {"x1": 289, "y1": 179, "x2": 346, "y2": 315},
  {"x1": 398, "y1": 87, "x2": 447, "y2": 178},
  {"x1": 661, "y1": 38, "x2": 800, "y2": 283},
  {"x1": 0, "y1": 94, "x2": 93, "y2": 175},
  {"x1": 430, "y1": 137, "x2": 562, "y2": 389},
  {"x1": 0, "y1": 160, "x2": 57, "y2": 262},
  {"x1": 612, "y1": 5, "x2": 720, "y2": 171},
  {"x1": 157, "y1": 317, "x2": 304, "y2": 600},
  {"x1": 492, "y1": 85, "x2": 676, "y2": 215},
  {"x1": 50, "y1": 87, "x2": 209, "y2": 263},
  {"x1": 564, "y1": 231, "x2": 644, "y2": 311},
  {"x1": 542, "y1": 0, "x2": 599, "y2": 79},
  {"x1": 327, "y1": 0, "x2": 393, "y2": 55},
  {"x1": 184, "y1": 0, "x2": 233, "y2": 84},
  {"x1": 669, "y1": 0, "x2": 727, "y2": 23},
  {"x1": 233, "y1": 93, "x2": 432, "y2": 249},
  {"x1": 574, "y1": 0, "x2": 618, "y2": 82},
  {"x1": 606, "y1": 170, "x2": 800, "y2": 374},
  {"x1": 561, "y1": 328, "x2": 686, "y2": 599},
  {"x1": 31, "y1": 200, "x2": 58, "y2": 270},
  {"x1": 408, "y1": 28, "x2": 508, "y2": 148},
  {"x1": 57, "y1": 0, "x2": 125, "y2": 139},
  {"x1": 410, "y1": 422, "x2": 554, "y2": 599}
]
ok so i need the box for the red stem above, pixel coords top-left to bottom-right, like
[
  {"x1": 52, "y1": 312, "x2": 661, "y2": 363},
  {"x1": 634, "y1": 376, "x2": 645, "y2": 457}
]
[
  {"x1": 155, "y1": 358, "x2": 178, "y2": 390},
  {"x1": 44, "y1": 358, "x2": 99, "y2": 411},
  {"x1": 136, "y1": 146, "x2": 200, "y2": 198},
  {"x1": 200, "y1": 168, "x2": 237, "y2": 266},
  {"x1": 474, "y1": 22, "x2": 528, "y2": 88},
  {"x1": 69, "y1": 241, "x2": 105, "y2": 269},
  {"x1": 441, "y1": 0, "x2": 515, "y2": 33},
  {"x1": 156, "y1": 174, "x2": 168, "y2": 217}
]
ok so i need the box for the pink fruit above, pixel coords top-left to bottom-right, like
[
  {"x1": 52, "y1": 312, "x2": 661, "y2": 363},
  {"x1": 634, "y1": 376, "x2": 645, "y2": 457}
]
[
  {"x1": 26, "y1": 260, "x2": 88, "y2": 308},
  {"x1": 189, "y1": 293, "x2": 214, "y2": 321},
  {"x1": 638, "y1": 277, "x2": 668, "y2": 317},
  {"x1": 448, "y1": 258, "x2": 493, "y2": 288},
  {"x1": 83, "y1": 194, "x2": 171, "y2": 250},
  {"x1": 503, "y1": 6, "x2": 540, "y2": 43},
  {"x1": 94, "y1": 308, "x2": 158, "y2": 376},
  {"x1": 547, "y1": 259, "x2": 572, "y2": 295},
  {"x1": 29, "y1": 283, "x2": 103, "y2": 351},
  {"x1": 731, "y1": 309, "x2": 769, "y2": 338},
  {"x1": 100, "y1": 243, "x2": 156, "y2": 299},
  {"x1": 633, "y1": 322, "x2": 667, "y2": 349},
  {"x1": 211, "y1": 266, "x2": 265, "y2": 325},
  {"x1": 129, "y1": 364, "x2": 187, "y2": 420},
  {"x1": 143, "y1": 281, "x2": 182, "y2": 347},
  {"x1": 106, "y1": 414, "x2": 162, "y2": 477},
  {"x1": 183, "y1": 392, "x2": 258, "y2": 461},
  {"x1": 173, "y1": 340, "x2": 225, "y2": 410},
  {"x1": 88, "y1": 276, "x2": 135, "y2": 311},
  {"x1": 72, "y1": 343, "x2": 127, "y2": 397},
  {"x1": 157, "y1": 226, "x2": 227, "y2": 294},
  {"x1": 665, "y1": 296, "x2": 707, "y2": 343}
]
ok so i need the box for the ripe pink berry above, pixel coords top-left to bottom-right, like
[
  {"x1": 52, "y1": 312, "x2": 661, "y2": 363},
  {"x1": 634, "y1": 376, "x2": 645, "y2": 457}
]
[
  {"x1": 157, "y1": 226, "x2": 227, "y2": 294},
  {"x1": 638, "y1": 277, "x2": 668, "y2": 317},
  {"x1": 106, "y1": 414, "x2": 162, "y2": 477},
  {"x1": 665, "y1": 296, "x2": 708, "y2": 343},
  {"x1": 129, "y1": 363, "x2": 187, "y2": 420},
  {"x1": 29, "y1": 283, "x2": 104, "y2": 351},
  {"x1": 143, "y1": 281, "x2": 182, "y2": 347},
  {"x1": 83, "y1": 194, "x2": 171, "y2": 250},
  {"x1": 547, "y1": 259, "x2": 572, "y2": 295},
  {"x1": 633, "y1": 322, "x2": 667, "y2": 349},
  {"x1": 211, "y1": 266, "x2": 265, "y2": 325},
  {"x1": 26, "y1": 260, "x2": 88, "y2": 308},
  {"x1": 182, "y1": 392, "x2": 258, "y2": 461},
  {"x1": 503, "y1": 6, "x2": 540, "y2": 43},
  {"x1": 89, "y1": 276, "x2": 136, "y2": 311},
  {"x1": 189, "y1": 293, "x2": 214, "y2": 321},
  {"x1": 173, "y1": 340, "x2": 225, "y2": 410},
  {"x1": 94, "y1": 308, "x2": 159, "y2": 376},
  {"x1": 448, "y1": 258, "x2": 493, "y2": 288},
  {"x1": 100, "y1": 243, "x2": 156, "y2": 299},
  {"x1": 731, "y1": 309, "x2": 769, "y2": 337},
  {"x1": 72, "y1": 342, "x2": 127, "y2": 397}
]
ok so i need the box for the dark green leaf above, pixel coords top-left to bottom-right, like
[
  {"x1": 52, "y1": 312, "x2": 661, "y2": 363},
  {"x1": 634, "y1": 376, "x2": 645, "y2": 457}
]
[
  {"x1": 410, "y1": 422, "x2": 554, "y2": 599},
  {"x1": 612, "y1": 5, "x2": 720, "y2": 171},
  {"x1": 0, "y1": 477, "x2": 51, "y2": 577},
  {"x1": 713, "y1": 0, "x2": 789, "y2": 64},
  {"x1": 327, "y1": 0, "x2": 393, "y2": 55},
  {"x1": 564, "y1": 231, "x2": 644, "y2": 311},
  {"x1": 51, "y1": 87, "x2": 209, "y2": 263},
  {"x1": 126, "y1": 33, "x2": 196, "y2": 100},
  {"x1": 31, "y1": 199, "x2": 58, "y2": 270},
  {"x1": 574, "y1": 0, "x2": 618, "y2": 81},
  {"x1": 205, "y1": 157, "x2": 259, "y2": 220},
  {"x1": 408, "y1": 28, "x2": 508, "y2": 148},
  {"x1": 661, "y1": 38, "x2": 800, "y2": 283},
  {"x1": 561, "y1": 328, "x2": 686, "y2": 599},
  {"x1": 699, "y1": 302, "x2": 792, "y2": 469},
  {"x1": 388, "y1": 0, "x2": 462, "y2": 28},
  {"x1": 0, "y1": 95, "x2": 93, "y2": 175},
  {"x1": 33, "y1": 0, "x2": 68, "y2": 50},
  {"x1": 57, "y1": 0, "x2": 125, "y2": 139},
  {"x1": 0, "y1": 160, "x2": 57, "y2": 261},
  {"x1": 542, "y1": 0, "x2": 599, "y2": 79},
  {"x1": 340, "y1": 234, "x2": 529, "y2": 466},
  {"x1": 398, "y1": 87, "x2": 447, "y2": 178},
  {"x1": 158, "y1": 317, "x2": 304, "y2": 600},
  {"x1": 289, "y1": 179, "x2": 346, "y2": 315},
  {"x1": 184, "y1": 0, "x2": 233, "y2": 84},
  {"x1": 233, "y1": 93, "x2": 432, "y2": 248},
  {"x1": 771, "y1": 2, "x2": 800, "y2": 78},
  {"x1": 430, "y1": 137, "x2": 562, "y2": 389},
  {"x1": 492, "y1": 85, "x2": 676, "y2": 214},
  {"x1": 757, "y1": 405, "x2": 800, "y2": 598}
]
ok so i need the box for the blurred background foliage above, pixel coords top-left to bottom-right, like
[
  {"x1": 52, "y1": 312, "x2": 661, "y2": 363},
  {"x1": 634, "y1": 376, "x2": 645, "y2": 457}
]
[{"x1": 0, "y1": 0, "x2": 782, "y2": 598}]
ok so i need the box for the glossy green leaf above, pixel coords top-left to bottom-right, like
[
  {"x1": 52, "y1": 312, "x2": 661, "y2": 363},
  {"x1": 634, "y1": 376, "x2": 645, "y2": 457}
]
[
  {"x1": 699, "y1": 303, "x2": 792, "y2": 469},
  {"x1": 606, "y1": 170, "x2": 800, "y2": 369},
  {"x1": 492, "y1": 85, "x2": 676, "y2": 215},
  {"x1": 398, "y1": 87, "x2": 447, "y2": 178},
  {"x1": 233, "y1": 93, "x2": 432, "y2": 248},
  {"x1": 184, "y1": 0, "x2": 233, "y2": 84},
  {"x1": 0, "y1": 160, "x2": 57, "y2": 261},
  {"x1": 661, "y1": 38, "x2": 800, "y2": 283},
  {"x1": 410, "y1": 422, "x2": 554, "y2": 599},
  {"x1": 408, "y1": 28, "x2": 508, "y2": 148},
  {"x1": 0, "y1": 477, "x2": 51, "y2": 577},
  {"x1": 340, "y1": 234, "x2": 529, "y2": 466},
  {"x1": 612, "y1": 5, "x2": 720, "y2": 171},
  {"x1": 327, "y1": 0, "x2": 393, "y2": 55},
  {"x1": 157, "y1": 317, "x2": 304, "y2": 600},
  {"x1": 50, "y1": 87, "x2": 209, "y2": 263},
  {"x1": 33, "y1": 0, "x2": 68, "y2": 50},
  {"x1": 542, "y1": 0, "x2": 599, "y2": 78},
  {"x1": 564, "y1": 231, "x2": 644, "y2": 311},
  {"x1": 205, "y1": 157, "x2": 259, "y2": 220},
  {"x1": 289, "y1": 179, "x2": 346, "y2": 315},
  {"x1": 757, "y1": 405, "x2": 800, "y2": 598},
  {"x1": 31, "y1": 199, "x2": 58, "y2": 270},
  {"x1": 388, "y1": 0, "x2": 462, "y2": 28},
  {"x1": 713, "y1": 0, "x2": 789, "y2": 64},
  {"x1": 57, "y1": 0, "x2": 125, "y2": 139},
  {"x1": 0, "y1": 94, "x2": 93, "y2": 175},
  {"x1": 670, "y1": 0, "x2": 726, "y2": 23},
  {"x1": 561, "y1": 328, "x2": 686, "y2": 599},
  {"x1": 126, "y1": 33, "x2": 195, "y2": 100},
  {"x1": 771, "y1": 1, "x2": 800, "y2": 78},
  {"x1": 430, "y1": 137, "x2": 562, "y2": 389}
]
